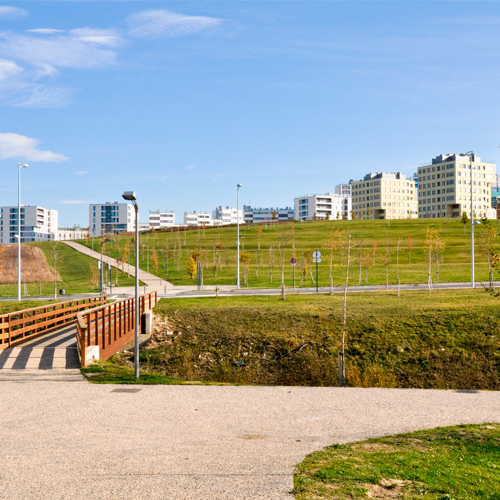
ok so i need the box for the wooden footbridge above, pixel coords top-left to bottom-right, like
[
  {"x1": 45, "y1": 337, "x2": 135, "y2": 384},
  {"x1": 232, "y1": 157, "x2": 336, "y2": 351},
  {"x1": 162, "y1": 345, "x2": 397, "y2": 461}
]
[{"x1": 0, "y1": 292, "x2": 157, "y2": 373}]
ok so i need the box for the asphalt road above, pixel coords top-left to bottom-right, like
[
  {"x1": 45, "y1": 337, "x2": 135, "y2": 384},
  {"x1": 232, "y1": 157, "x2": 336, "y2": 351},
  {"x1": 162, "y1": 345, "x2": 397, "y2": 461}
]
[{"x1": 1, "y1": 383, "x2": 499, "y2": 499}]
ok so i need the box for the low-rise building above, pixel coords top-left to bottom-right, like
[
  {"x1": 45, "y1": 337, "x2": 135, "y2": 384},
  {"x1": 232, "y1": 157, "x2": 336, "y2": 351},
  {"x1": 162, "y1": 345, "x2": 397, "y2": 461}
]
[
  {"x1": 294, "y1": 193, "x2": 351, "y2": 221},
  {"x1": 149, "y1": 210, "x2": 175, "y2": 229},
  {"x1": 335, "y1": 184, "x2": 351, "y2": 196},
  {"x1": 351, "y1": 172, "x2": 418, "y2": 220},
  {"x1": 0, "y1": 205, "x2": 58, "y2": 244},
  {"x1": 57, "y1": 225, "x2": 88, "y2": 241},
  {"x1": 183, "y1": 211, "x2": 221, "y2": 226},
  {"x1": 212, "y1": 206, "x2": 243, "y2": 225},
  {"x1": 243, "y1": 206, "x2": 295, "y2": 224},
  {"x1": 417, "y1": 154, "x2": 496, "y2": 219}
]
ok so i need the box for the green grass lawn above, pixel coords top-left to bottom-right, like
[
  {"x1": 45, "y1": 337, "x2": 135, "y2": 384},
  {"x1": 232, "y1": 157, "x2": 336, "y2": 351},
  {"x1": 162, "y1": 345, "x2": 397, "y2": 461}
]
[
  {"x1": 293, "y1": 424, "x2": 500, "y2": 499},
  {"x1": 0, "y1": 300, "x2": 59, "y2": 315},
  {"x1": 0, "y1": 241, "x2": 137, "y2": 297},
  {"x1": 93, "y1": 289, "x2": 500, "y2": 389},
  {"x1": 76, "y1": 218, "x2": 500, "y2": 287}
]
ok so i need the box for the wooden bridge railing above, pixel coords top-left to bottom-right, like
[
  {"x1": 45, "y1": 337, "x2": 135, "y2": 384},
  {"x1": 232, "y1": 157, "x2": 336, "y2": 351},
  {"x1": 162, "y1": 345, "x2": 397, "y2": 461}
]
[
  {"x1": 76, "y1": 291, "x2": 158, "y2": 368},
  {"x1": 0, "y1": 296, "x2": 107, "y2": 350}
]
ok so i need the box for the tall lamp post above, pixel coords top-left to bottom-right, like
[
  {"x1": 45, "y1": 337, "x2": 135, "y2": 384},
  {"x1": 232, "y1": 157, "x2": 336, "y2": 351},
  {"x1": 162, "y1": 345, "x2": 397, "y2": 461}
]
[
  {"x1": 122, "y1": 191, "x2": 140, "y2": 380},
  {"x1": 17, "y1": 163, "x2": 28, "y2": 301},
  {"x1": 461, "y1": 151, "x2": 475, "y2": 288},
  {"x1": 100, "y1": 238, "x2": 115, "y2": 294},
  {"x1": 236, "y1": 183, "x2": 242, "y2": 289}
]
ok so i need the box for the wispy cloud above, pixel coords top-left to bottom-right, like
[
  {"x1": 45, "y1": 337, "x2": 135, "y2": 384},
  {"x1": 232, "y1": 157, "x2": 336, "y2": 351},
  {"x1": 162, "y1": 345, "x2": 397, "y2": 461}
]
[
  {"x1": 0, "y1": 132, "x2": 68, "y2": 162},
  {"x1": 60, "y1": 199, "x2": 89, "y2": 205},
  {"x1": 75, "y1": 170, "x2": 88, "y2": 176},
  {"x1": 147, "y1": 174, "x2": 169, "y2": 182},
  {"x1": 186, "y1": 165, "x2": 195, "y2": 170},
  {"x1": 0, "y1": 58, "x2": 22, "y2": 80},
  {"x1": 0, "y1": 6, "x2": 27, "y2": 20},
  {"x1": 127, "y1": 10, "x2": 222, "y2": 39}
]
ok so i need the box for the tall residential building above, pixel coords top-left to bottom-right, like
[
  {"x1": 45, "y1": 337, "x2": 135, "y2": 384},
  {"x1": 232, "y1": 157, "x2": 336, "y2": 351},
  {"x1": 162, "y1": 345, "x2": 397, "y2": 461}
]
[
  {"x1": 89, "y1": 202, "x2": 135, "y2": 237},
  {"x1": 149, "y1": 210, "x2": 175, "y2": 229},
  {"x1": 294, "y1": 193, "x2": 351, "y2": 221},
  {"x1": 417, "y1": 154, "x2": 496, "y2": 219},
  {"x1": 243, "y1": 205, "x2": 295, "y2": 224},
  {"x1": 212, "y1": 206, "x2": 243, "y2": 225},
  {"x1": 350, "y1": 172, "x2": 417, "y2": 220},
  {"x1": 0, "y1": 205, "x2": 58, "y2": 244}
]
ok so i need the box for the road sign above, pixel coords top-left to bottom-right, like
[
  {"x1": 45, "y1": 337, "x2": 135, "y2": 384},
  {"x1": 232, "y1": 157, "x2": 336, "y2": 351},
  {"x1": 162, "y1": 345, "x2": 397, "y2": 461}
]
[
  {"x1": 313, "y1": 257, "x2": 321, "y2": 263},
  {"x1": 290, "y1": 257, "x2": 297, "y2": 264},
  {"x1": 313, "y1": 250, "x2": 321, "y2": 259}
]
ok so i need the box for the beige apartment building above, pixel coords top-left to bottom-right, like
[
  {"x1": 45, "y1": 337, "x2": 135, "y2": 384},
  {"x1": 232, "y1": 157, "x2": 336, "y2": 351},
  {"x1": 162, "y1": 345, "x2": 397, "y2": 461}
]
[
  {"x1": 350, "y1": 172, "x2": 418, "y2": 220},
  {"x1": 417, "y1": 154, "x2": 496, "y2": 219}
]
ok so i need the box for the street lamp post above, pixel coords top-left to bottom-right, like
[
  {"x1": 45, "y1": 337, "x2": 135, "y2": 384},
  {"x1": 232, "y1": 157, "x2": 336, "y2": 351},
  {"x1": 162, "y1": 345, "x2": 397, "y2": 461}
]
[
  {"x1": 122, "y1": 191, "x2": 140, "y2": 380},
  {"x1": 17, "y1": 163, "x2": 28, "y2": 301},
  {"x1": 461, "y1": 151, "x2": 475, "y2": 288},
  {"x1": 236, "y1": 184, "x2": 242, "y2": 289},
  {"x1": 100, "y1": 238, "x2": 115, "y2": 294}
]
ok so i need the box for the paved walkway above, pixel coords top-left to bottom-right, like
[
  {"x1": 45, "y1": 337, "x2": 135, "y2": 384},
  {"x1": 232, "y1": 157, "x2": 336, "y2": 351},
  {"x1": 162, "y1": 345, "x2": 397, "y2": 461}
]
[
  {"x1": 0, "y1": 383, "x2": 499, "y2": 499},
  {"x1": 63, "y1": 241, "x2": 175, "y2": 289}
]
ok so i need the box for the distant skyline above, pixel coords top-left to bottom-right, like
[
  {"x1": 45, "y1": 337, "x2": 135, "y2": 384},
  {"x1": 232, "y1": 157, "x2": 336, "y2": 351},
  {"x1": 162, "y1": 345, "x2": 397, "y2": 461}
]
[{"x1": 1, "y1": 1, "x2": 500, "y2": 226}]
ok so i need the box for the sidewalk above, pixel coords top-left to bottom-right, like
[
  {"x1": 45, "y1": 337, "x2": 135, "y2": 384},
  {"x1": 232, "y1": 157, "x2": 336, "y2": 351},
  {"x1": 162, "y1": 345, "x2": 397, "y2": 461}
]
[{"x1": 63, "y1": 241, "x2": 175, "y2": 290}]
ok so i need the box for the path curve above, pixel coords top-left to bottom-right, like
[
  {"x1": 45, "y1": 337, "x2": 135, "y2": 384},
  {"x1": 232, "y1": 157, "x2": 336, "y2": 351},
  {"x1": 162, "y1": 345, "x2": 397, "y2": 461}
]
[
  {"x1": 63, "y1": 240, "x2": 175, "y2": 289},
  {"x1": 0, "y1": 384, "x2": 498, "y2": 499}
]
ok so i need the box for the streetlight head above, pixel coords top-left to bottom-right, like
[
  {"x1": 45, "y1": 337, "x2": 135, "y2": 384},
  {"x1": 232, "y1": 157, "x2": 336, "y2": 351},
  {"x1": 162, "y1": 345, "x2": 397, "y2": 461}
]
[
  {"x1": 237, "y1": 184, "x2": 242, "y2": 188},
  {"x1": 18, "y1": 163, "x2": 28, "y2": 168},
  {"x1": 122, "y1": 191, "x2": 137, "y2": 201}
]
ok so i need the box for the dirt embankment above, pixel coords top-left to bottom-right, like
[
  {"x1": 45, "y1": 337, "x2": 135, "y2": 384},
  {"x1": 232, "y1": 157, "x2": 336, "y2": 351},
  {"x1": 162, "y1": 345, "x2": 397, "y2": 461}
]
[{"x1": 0, "y1": 245, "x2": 57, "y2": 284}]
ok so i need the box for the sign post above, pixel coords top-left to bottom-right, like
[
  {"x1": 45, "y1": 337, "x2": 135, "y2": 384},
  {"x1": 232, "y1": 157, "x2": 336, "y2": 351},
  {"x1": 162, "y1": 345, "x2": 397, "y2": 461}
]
[
  {"x1": 290, "y1": 257, "x2": 297, "y2": 292},
  {"x1": 312, "y1": 251, "x2": 321, "y2": 293}
]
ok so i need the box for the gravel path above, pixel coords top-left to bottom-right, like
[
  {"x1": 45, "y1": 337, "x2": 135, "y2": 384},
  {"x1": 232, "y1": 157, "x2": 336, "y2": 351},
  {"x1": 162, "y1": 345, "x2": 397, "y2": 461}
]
[{"x1": 1, "y1": 383, "x2": 499, "y2": 499}]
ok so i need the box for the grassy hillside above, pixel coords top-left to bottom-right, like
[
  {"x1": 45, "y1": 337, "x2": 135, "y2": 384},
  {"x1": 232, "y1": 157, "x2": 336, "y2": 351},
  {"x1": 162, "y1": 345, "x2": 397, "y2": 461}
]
[
  {"x1": 0, "y1": 241, "x2": 136, "y2": 297},
  {"x1": 132, "y1": 289, "x2": 500, "y2": 389},
  {"x1": 78, "y1": 218, "x2": 500, "y2": 287}
]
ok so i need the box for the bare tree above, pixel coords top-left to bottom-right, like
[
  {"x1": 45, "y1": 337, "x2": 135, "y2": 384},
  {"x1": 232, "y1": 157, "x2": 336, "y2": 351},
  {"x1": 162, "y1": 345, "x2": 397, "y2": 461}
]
[
  {"x1": 340, "y1": 233, "x2": 351, "y2": 387},
  {"x1": 380, "y1": 234, "x2": 393, "y2": 290},
  {"x1": 50, "y1": 242, "x2": 62, "y2": 300},
  {"x1": 477, "y1": 220, "x2": 497, "y2": 289},
  {"x1": 396, "y1": 236, "x2": 403, "y2": 296}
]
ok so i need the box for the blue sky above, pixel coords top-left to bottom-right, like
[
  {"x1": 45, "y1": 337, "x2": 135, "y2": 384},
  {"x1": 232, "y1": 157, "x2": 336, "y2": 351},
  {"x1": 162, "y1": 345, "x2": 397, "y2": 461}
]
[{"x1": 1, "y1": 1, "x2": 500, "y2": 227}]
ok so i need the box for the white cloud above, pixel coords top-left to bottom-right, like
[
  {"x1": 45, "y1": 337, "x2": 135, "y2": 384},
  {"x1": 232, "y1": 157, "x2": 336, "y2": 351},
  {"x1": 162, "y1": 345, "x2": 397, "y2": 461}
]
[
  {"x1": 186, "y1": 165, "x2": 195, "y2": 170},
  {"x1": 14, "y1": 85, "x2": 74, "y2": 108},
  {"x1": 0, "y1": 6, "x2": 27, "y2": 20},
  {"x1": 0, "y1": 132, "x2": 68, "y2": 162},
  {"x1": 75, "y1": 170, "x2": 88, "y2": 176},
  {"x1": 27, "y1": 29, "x2": 63, "y2": 35},
  {"x1": 128, "y1": 10, "x2": 222, "y2": 39},
  {"x1": 60, "y1": 199, "x2": 88, "y2": 205},
  {"x1": 0, "y1": 59, "x2": 22, "y2": 80},
  {"x1": 147, "y1": 174, "x2": 169, "y2": 182},
  {"x1": 69, "y1": 28, "x2": 124, "y2": 48}
]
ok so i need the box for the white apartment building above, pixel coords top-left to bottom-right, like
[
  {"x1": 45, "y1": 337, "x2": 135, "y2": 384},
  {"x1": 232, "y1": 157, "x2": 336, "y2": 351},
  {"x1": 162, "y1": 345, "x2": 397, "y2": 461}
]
[
  {"x1": 294, "y1": 193, "x2": 351, "y2": 221},
  {"x1": 149, "y1": 210, "x2": 175, "y2": 229},
  {"x1": 183, "y1": 211, "x2": 221, "y2": 227},
  {"x1": 417, "y1": 153, "x2": 496, "y2": 219},
  {"x1": 212, "y1": 206, "x2": 243, "y2": 225},
  {"x1": 89, "y1": 202, "x2": 135, "y2": 237},
  {"x1": 243, "y1": 205, "x2": 295, "y2": 224},
  {"x1": 335, "y1": 184, "x2": 352, "y2": 196},
  {"x1": 351, "y1": 172, "x2": 418, "y2": 220},
  {"x1": 0, "y1": 205, "x2": 58, "y2": 244},
  {"x1": 57, "y1": 225, "x2": 88, "y2": 241}
]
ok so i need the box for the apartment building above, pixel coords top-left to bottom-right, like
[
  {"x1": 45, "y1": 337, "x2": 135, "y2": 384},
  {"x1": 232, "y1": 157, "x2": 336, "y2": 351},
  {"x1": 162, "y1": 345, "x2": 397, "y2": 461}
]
[
  {"x1": 350, "y1": 172, "x2": 418, "y2": 220},
  {"x1": 0, "y1": 205, "x2": 58, "y2": 244},
  {"x1": 149, "y1": 210, "x2": 175, "y2": 229},
  {"x1": 417, "y1": 154, "x2": 496, "y2": 219},
  {"x1": 183, "y1": 211, "x2": 221, "y2": 226},
  {"x1": 57, "y1": 225, "x2": 88, "y2": 241},
  {"x1": 212, "y1": 206, "x2": 243, "y2": 225},
  {"x1": 334, "y1": 184, "x2": 351, "y2": 196},
  {"x1": 294, "y1": 193, "x2": 351, "y2": 221},
  {"x1": 89, "y1": 202, "x2": 135, "y2": 237},
  {"x1": 243, "y1": 205, "x2": 295, "y2": 224}
]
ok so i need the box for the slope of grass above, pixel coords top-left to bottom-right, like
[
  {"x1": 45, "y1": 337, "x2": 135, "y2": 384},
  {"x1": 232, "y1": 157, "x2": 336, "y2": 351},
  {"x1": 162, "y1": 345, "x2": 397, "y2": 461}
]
[
  {"x1": 0, "y1": 242, "x2": 137, "y2": 297},
  {"x1": 293, "y1": 424, "x2": 500, "y2": 500},
  {"x1": 0, "y1": 300, "x2": 58, "y2": 315},
  {"x1": 119, "y1": 289, "x2": 500, "y2": 389},
  {"x1": 77, "y1": 218, "x2": 500, "y2": 287}
]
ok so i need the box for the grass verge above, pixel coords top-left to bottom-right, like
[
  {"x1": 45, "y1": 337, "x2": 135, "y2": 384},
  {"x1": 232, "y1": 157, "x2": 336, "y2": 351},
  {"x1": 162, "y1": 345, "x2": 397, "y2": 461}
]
[
  {"x1": 293, "y1": 424, "x2": 500, "y2": 499},
  {"x1": 0, "y1": 300, "x2": 58, "y2": 315},
  {"x1": 135, "y1": 289, "x2": 500, "y2": 389}
]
